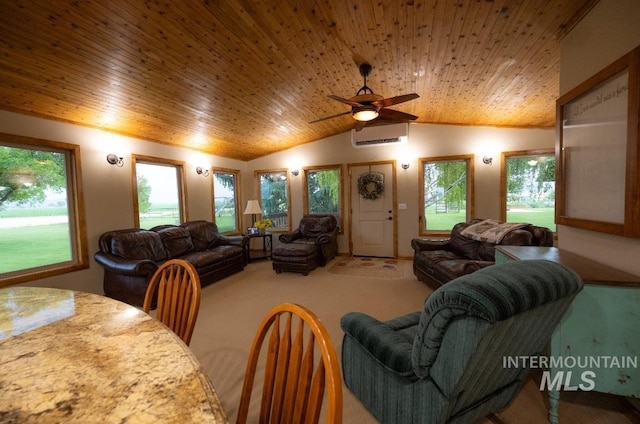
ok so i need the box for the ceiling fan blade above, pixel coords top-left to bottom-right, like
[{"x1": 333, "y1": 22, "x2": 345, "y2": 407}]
[
  {"x1": 309, "y1": 110, "x2": 351, "y2": 124},
  {"x1": 377, "y1": 108, "x2": 418, "y2": 121},
  {"x1": 373, "y1": 93, "x2": 420, "y2": 108},
  {"x1": 328, "y1": 95, "x2": 362, "y2": 106}
]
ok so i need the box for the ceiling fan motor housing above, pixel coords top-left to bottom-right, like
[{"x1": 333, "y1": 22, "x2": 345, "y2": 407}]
[{"x1": 359, "y1": 63, "x2": 372, "y2": 78}]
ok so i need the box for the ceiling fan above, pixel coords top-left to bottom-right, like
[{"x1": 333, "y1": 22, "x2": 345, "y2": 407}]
[{"x1": 310, "y1": 63, "x2": 419, "y2": 131}]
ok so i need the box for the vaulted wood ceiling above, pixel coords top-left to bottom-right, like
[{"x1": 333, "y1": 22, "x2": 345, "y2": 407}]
[{"x1": 0, "y1": 1, "x2": 597, "y2": 161}]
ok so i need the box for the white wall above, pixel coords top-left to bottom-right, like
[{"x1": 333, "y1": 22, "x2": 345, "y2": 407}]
[
  {"x1": 557, "y1": 0, "x2": 640, "y2": 275},
  {"x1": 246, "y1": 123, "x2": 554, "y2": 258},
  {"x1": 0, "y1": 110, "x2": 245, "y2": 294},
  {"x1": 2, "y1": 108, "x2": 555, "y2": 296}
]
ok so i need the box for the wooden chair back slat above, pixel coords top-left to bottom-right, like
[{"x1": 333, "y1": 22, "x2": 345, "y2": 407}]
[
  {"x1": 260, "y1": 314, "x2": 280, "y2": 423},
  {"x1": 236, "y1": 303, "x2": 343, "y2": 424},
  {"x1": 270, "y1": 312, "x2": 292, "y2": 423},
  {"x1": 306, "y1": 361, "x2": 326, "y2": 423},
  {"x1": 293, "y1": 337, "x2": 317, "y2": 423},
  {"x1": 142, "y1": 259, "x2": 201, "y2": 346},
  {"x1": 281, "y1": 319, "x2": 305, "y2": 424}
]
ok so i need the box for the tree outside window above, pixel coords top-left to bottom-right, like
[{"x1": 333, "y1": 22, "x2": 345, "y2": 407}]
[
  {"x1": 304, "y1": 166, "x2": 342, "y2": 230},
  {"x1": 212, "y1": 169, "x2": 239, "y2": 233},
  {"x1": 133, "y1": 156, "x2": 185, "y2": 228},
  {"x1": 420, "y1": 156, "x2": 473, "y2": 233},
  {"x1": 0, "y1": 136, "x2": 87, "y2": 286},
  {"x1": 503, "y1": 151, "x2": 555, "y2": 231},
  {"x1": 257, "y1": 170, "x2": 290, "y2": 230}
]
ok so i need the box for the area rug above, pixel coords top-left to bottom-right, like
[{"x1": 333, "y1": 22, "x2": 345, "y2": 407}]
[{"x1": 327, "y1": 257, "x2": 408, "y2": 279}]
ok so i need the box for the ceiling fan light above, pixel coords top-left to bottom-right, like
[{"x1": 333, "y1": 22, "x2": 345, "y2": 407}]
[{"x1": 353, "y1": 106, "x2": 379, "y2": 122}]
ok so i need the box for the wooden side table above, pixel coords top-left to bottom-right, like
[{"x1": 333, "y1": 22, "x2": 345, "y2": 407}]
[
  {"x1": 245, "y1": 232, "x2": 272, "y2": 262},
  {"x1": 495, "y1": 246, "x2": 640, "y2": 424}
]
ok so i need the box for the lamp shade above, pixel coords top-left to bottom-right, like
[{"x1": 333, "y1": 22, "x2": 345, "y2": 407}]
[{"x1": 243, "y1": 200, "x2": 262, "y2": 215}]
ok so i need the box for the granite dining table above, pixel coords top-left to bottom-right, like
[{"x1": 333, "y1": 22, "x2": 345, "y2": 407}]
[{"x1": 0, "y1": 286, "x2": 228, "y2": 423}]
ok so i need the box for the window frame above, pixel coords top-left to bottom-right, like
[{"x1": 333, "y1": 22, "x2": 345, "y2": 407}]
[
  {"x1": 254, "y1": 168, "x2": 291, "y2": 233},
  {"x1": 302, "y1": 164, "x2": 344, "y2": 234},
  {"x1": 132, "y1": 154, "x2": 187, "y2": 228},
  {"x1": 0, "y1": 133, "x2": 88, "y2": 287},
  {"x1": 211, "y1": 166, "x2": 241, "y2": 233},
  {"x1": 418, "y1": 154, "x2": 475, "y2": 236},
  {"x1": 500, "y1": 148, "x2": 556, "y2": 230}
]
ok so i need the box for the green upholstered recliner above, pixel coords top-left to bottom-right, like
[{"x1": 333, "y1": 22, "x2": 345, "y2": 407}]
[{"x1": 340, "y1": 260, "x2": 583, "y2": 424}]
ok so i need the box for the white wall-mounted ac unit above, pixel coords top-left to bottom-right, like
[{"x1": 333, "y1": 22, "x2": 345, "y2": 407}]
[{"x1": 351, "y1": 123, "x2": 409, "y2": 148}]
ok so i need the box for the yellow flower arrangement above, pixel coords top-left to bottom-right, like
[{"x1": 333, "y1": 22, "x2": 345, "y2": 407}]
[{"x1": 254, "y1": 218, "x2": 273, "y2": 230}]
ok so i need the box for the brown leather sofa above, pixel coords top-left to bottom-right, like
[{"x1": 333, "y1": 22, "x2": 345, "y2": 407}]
[
  {"x1": 412, "y1": 219, "x2": 554, "y2": 289},
  {"x1": 94, "y1": 220, "x2": 248, "y2": 306}
]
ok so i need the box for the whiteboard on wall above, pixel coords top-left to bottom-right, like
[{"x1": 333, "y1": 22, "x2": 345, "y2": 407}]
[{"x1": 561, "y1": 70, "x2": 628, "y2": 224}]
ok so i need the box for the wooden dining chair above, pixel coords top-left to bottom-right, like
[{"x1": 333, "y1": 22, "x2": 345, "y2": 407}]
[
  {"x1": 142, "y1": 259, "x2": 201, "y2": 346},
  {"x1": 236, "y1": 303, "x2": 343, "y2": 424}
]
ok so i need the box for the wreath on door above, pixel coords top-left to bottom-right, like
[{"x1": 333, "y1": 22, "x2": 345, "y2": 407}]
[{"x1": 357, "y1": 172, "x2": 384, "y2": 200}]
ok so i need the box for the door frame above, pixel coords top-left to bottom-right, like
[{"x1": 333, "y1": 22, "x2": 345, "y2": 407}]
[{"x1": 347, "y1": 160, "x2": 398, "y2": 258}]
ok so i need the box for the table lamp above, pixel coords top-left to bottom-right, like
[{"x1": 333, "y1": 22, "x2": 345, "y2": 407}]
[{"x1": 243, "y1": 200, "x2": 262, "y2": 227}]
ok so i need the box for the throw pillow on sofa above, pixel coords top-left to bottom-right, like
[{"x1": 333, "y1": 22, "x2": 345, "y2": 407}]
[
  {"x1": 156, "y1": 226, "x2": 195, "y2": 257},
  {"x1": 181, "y1": 220, "x2": 219, "y2": 250},
  {"x1": 110, "y1": 230, "x2": 168, "y2": 261}
]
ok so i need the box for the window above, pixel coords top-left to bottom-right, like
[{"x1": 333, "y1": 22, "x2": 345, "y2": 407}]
[
  {"x1": 303, "y1": 165, "x2": 343, "y2": 232},
  {"x1": 133, "y1": 155, "x2": 186, "y2": 228},
  {"x1": 256, "y1": 169, "x2": 290, "y2": 231},
  {"x1": 420, "y1": 155, "x2": 474, "y2": 233},
  {"x1": 212, "y1": 168, "x2": 240, "y2": 233},
  {"x1": 502, "y1": 150, "x2": 556, "y2": 231},
  {"x1": 0, "y1": 134, "x2": 88, "y2": 286}
]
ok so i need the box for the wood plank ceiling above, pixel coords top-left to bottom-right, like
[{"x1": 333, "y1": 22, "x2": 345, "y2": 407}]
[{"x1": 0, "y1": 0, "x2": 598, "y2": 161}]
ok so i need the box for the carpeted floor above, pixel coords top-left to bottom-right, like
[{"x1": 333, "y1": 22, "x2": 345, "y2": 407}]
[{"x1": 187, "y1": 257, "x2": 639, "y2": 424}]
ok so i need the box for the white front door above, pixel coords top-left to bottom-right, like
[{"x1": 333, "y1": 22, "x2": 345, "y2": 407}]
[{"x1": 350, "y1": 162, "x2": 395, "y2": 257}]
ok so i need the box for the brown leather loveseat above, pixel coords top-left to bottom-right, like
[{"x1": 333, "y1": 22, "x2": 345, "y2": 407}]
[
  {"x1": 412, "y1": 219, "x2": 553, "y2": 289},
  {"x1": 94, "y1": 220, "x2": 248, "y2": 306}
]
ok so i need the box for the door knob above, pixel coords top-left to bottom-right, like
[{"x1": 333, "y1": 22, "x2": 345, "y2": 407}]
[{"x1": 388, "y1": 217, "x2": 393, "y2": 220}]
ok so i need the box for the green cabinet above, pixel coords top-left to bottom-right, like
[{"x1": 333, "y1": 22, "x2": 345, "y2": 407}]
[{"x1": 495, "y1": 246, "x2": 640, "y2": 424}]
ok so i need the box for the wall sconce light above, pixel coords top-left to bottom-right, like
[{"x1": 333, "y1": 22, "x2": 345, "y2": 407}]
[
  {"x1": 106, "y1": 153, "x2": 124, "y2": 167},
  {"x1": 482, "y1": 156, "x2": 493, "y2": 165},
  {"x1": 291, "y1": 169, "x2": 299, "y2": 177},
  {"x1": 401, "y1": 162, "x2": 410, "y2": 170},
  {"x1": 196, "y1": 166, "x2": 210, "y2": 177}
]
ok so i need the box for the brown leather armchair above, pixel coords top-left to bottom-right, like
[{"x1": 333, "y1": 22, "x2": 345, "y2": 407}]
[
  {"x1": 272, "y1": 214, "x2": 339, "y2": 275},
  {"x1": 278, "y1": 214, "x2": 339, "y2": 265}
]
